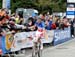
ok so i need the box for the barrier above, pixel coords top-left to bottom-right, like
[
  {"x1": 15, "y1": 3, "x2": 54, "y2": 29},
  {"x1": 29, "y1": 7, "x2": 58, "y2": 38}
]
[
  {"x1": 53, "y1": 27, "x2": 71, "y2": 45},
  {"x1": 6, "y1": 33, "x2": 14, "y2": 50},
  {"x1": 0, "y1": 27, "x2": 71, "y2": 53},
  {"x1": 11, "y1": 30, "x2": 54, "y2": 52},
  {"x1": 0, "y1": 36, "x2": 8, "y2": 55},
  {"x1": 11, "y1": 32, "x2": 33, "y2": 52},
  {"x1": 42, "y1": 30, "x2": 54, "y2": 43},
  {"x1": 10, "y1": 27, "x2": 71, "y2": 51},
  {"x1": 0, "y1": 32, "x2": 14, "y2": 55}
]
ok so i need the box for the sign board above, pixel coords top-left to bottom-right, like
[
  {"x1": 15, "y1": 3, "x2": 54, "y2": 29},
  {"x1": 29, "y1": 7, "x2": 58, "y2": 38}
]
[
  {"x1": 6, "y1": 0, "x2": 10, "y2": 9},
  {"x1": 66, "y1": 3, "x2": 75, "y2": 18},
  {"x1": 2, "y1": 0, "x2": 10, "y2": 9},
  {"x1": 67, "y1": 0, "x2": 75, "y2": 3},
  {"x1": 66, "y1": 11, "x2": 74, "y2": 15},
  {"x1": 66, "y1": 15, "x2": 75, "y2": 18},
  {"x1": 67, "y1": 8, "x2": 75, "y2": 11}
]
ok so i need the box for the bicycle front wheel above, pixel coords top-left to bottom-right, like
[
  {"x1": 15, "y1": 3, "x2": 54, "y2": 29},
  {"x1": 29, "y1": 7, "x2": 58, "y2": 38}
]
[{"x1": 38, "y1": 46, "x2": 42, "y2": 57}]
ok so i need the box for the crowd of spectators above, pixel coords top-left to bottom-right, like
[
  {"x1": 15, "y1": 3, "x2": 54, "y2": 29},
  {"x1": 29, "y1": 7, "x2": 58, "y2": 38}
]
[{"x1": 0, "y1": 8, "x2": 75, "y2": 37}]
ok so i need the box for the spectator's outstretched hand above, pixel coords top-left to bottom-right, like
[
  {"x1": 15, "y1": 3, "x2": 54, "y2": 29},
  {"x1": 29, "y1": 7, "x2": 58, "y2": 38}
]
[
  {"x1": 11, "y1": 30, "x2": 15, "y2": 33},
  {"x1": 22, "y1": 26, "x2": 27, "y2": 29}
]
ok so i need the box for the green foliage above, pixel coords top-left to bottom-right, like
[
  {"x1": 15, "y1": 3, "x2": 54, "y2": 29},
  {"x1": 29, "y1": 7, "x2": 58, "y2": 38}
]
[
  {"x1": 0, "y1": 0, "x2": 2, "y2": 8},
  {"x1": 0, "y1": 0, "x2": 66, "y2": 13}
]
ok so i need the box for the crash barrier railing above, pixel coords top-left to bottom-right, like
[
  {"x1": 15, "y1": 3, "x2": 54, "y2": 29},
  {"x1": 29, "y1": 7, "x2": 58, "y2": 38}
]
[{"x1": 0, "y1": 26, "x2": 71, "y2": 55}]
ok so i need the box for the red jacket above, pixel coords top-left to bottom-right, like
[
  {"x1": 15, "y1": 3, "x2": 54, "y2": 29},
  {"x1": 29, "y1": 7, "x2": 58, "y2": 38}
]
[{"x1": 51, "y1": 23, "x2": 56, "y2": 29}]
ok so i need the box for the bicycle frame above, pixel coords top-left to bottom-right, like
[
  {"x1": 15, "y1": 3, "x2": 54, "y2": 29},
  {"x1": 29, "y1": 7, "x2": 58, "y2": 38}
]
[{"x1": 32, "y1": 37, "x2": 42, "y2": 57}]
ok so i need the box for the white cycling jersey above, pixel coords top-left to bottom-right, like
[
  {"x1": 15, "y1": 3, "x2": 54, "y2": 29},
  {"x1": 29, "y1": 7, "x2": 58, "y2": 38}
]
[{"x1": 33, "y1": 27, "x2": 45, "y2": 42}]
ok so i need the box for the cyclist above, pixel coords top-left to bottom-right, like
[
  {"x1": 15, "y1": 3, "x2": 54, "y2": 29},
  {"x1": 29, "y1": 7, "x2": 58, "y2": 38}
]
[
  {"x1": 27, "y1": 17, "x2": 45, "y2": 52},
  {"x1": 33, "y1": 18, "x2": 45, "y2": 50}
]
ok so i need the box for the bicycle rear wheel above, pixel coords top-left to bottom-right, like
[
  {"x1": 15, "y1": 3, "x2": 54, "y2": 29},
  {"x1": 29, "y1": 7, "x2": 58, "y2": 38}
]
[{"x1": 32, "y1": 46, "x2": 37, "y2": 57}]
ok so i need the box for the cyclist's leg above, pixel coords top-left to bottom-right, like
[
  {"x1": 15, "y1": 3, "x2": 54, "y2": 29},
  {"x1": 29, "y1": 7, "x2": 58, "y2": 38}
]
[
  {"x1": 37, "y1": 38, "x2": 43, "y2": 57},
  {"x1": 32, "y1": 42, "x2": 37, "y2": 57},
  {"x1": 38, "y1": 38, "x2": 43, "y2": 50}
]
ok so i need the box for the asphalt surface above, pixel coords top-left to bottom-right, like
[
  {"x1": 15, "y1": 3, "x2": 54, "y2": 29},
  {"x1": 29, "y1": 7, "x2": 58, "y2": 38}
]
[
  {"x1": 42, "y1": 38, "x2": 75, "y2": 57},
  {"x1": 13, "y1": 38, "x2": 75, "y2": 57}
]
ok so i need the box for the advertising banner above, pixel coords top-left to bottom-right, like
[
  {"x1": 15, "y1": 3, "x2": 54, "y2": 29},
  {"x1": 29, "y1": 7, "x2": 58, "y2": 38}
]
[
  {"x1": 67, "y1": 0, "x2": 75, "y2": 3},
  {"x1": 11, "y1": 30, "x2": 54, "y2": 51},
  {"x1": 6, "y1": 0, "x2": 10, "y2": 9},
  {"x1": 0, "y1": 37, "x2": 2, "y2": 54},
  {"x1": 11, "y1": 32, "x2": 34, "y2": 52},
  {"x1": 5, "y1": 34, "x2": 14, "y2": 50},
  {"x1": 0, "y1": 34, "x2": 13, "y2": 54},
  {"x1": 0, "y1": 36, "x2": 8, "y2": 54},
  {"x1": 42, "y1": 30, "x2": 54, "y2": 43},
  {"x1": 54, "y1": 27, "x2": 71, "y2": 45},
  {"x1": 66, "y1": 3, "x2": 75, "y2": 18}
]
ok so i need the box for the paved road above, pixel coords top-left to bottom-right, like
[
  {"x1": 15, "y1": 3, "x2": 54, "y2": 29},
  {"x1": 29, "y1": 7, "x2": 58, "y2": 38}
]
[
  {"x1": 14, "y1": 38, "x2": 75, "y2": 57},
  {"x1": 42, "y1": 38, "x2": 75, "y2": 57}
]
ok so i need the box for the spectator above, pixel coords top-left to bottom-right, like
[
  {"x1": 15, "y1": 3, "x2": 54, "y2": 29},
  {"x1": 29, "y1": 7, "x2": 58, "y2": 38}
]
[
  {"x1": 45, "y1": 20, "x2": 52, "y2": 30},
  {"x1": 70, "y1": 19, "x2": 74, "y2": 37},
  {"x1": 58, "y1": 19, "x2": 64, "y2": 30},
  {"x1": 0, "y1": 9, "x2": 71, "y2": 34},
  {"x1": 25, "y1": 20, "x2": 37, "y2": 32},
  {"x1": 39, "y1": 14, "x2": 45, "y2": 20},
  {"x1": 15, "y1": 15, "x2": 20, "y2": 24},
  {"x1": 55, "y1": 19, "x2": 60, "y2": 29},
  {"x1": 19, "y1": 18, "x2": 24, "y2": 25},
  {"x1": 28, "y1": 17, "x2": 35, "y2": 24},
  {"x1": 73, "y1": 18, "x2": 75, "y2": 23},
  {"x1": 73, "y1": 18, "x2": 75, "y2": 37},
  {"x1": 0, "y1": 21, "x2": 6, "y2": 36},
  {"x1": 0, "y1": 9, "x2": 6, "y2": 20},
  {"x1": 51, "y1": 22, "x2": 56, "y2": 30},
  {"x1": 45, "y1": 20, "x2": 51, "y2": 30},
  {"x1": 63, "y1": 18, "x2": 70, "y2": 27}
]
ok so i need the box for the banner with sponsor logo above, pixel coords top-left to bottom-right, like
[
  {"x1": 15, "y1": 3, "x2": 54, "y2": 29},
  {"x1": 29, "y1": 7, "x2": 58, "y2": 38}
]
[
  {"x1": 66, "y1": 3, "x2": 75, "y2": 18},
  {"x1": 0, "y1": 36, "x2": 8, "y2": 54},
  {"x1": 0, "y1": 27, "x2": 71, "y2": 53},
  {"x1": 42, "y1": 30, "x2": 54, "y2": 43},
  {"x1": 54, "y1": 27, "x2": 71, "y2": 45},
  {"x1": 5, "y1": 33, "x2": 14, "y2": 50},
  {"x1": 11, "y1": 30, "x2": 54, "y2": 51},
  {"x1": 0, "y1": 37, "x2": 2, "y2": 54},
  {"x1": 0, "y1": 33, "x2": 14, "y2": 54},
  {"x1": 67, "y1": 0, "x2": 75, "y2": 3},
  {"x1": 11, "y1": 32, "x2": 34, "y2": 52}
]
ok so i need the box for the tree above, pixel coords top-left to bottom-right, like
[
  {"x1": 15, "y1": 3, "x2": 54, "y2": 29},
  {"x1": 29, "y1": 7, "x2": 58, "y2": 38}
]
[
  {"x1": 0, "y1": 0, "x2": 2, "y2": 8},
  {"x1": 0, "y1": 0, "x2": 66, "y2": 13}
]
